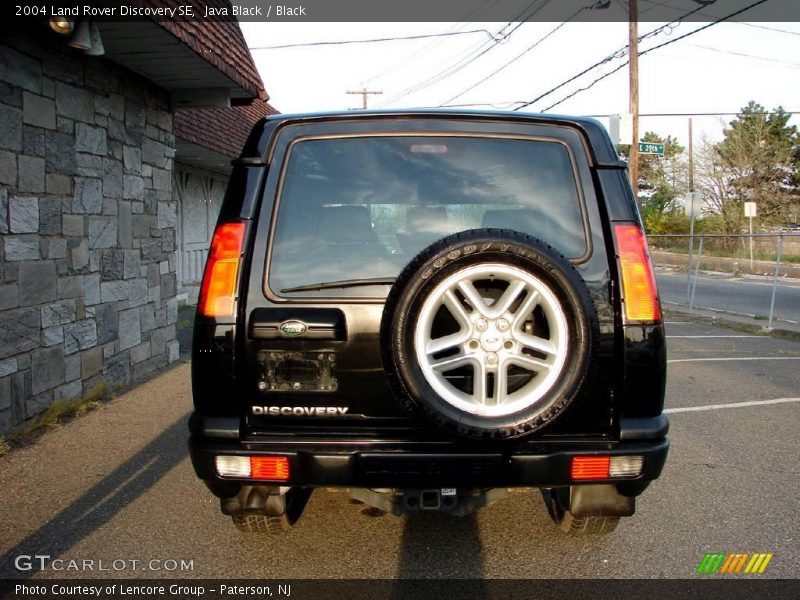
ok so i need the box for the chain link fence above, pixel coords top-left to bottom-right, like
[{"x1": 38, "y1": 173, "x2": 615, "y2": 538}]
[{"x1": 647, "y1": 233, "x2": 800, "y2": 329}]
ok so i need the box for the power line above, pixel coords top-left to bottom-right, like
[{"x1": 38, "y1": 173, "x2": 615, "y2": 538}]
[
  {"x1": 434, "y1": 105, "x2": 800, "y2": 117},
  {"x1": 362, "y1": 0, "x2": 506, "y2": 86},
  {"x1": 248, "y1": 29, "x2": 500, "y2": 51},
  {"x1": 642, "y1": 0, "x2": 800, "y2": 38},
  {"x1": 641, "y1": 0, "x2": 800, "y2": 37},
  {"x1": 377, "y1": 32, "x2": 504, "y2": 107},
  {"x1": 512, "y1": 1, "x2": 709, "y2": 112},
  {"x1": 638, "y1": 0, "x2": 710, "y2": 17},
  {"x1": 686, "y1": 43, "x2": 800, "y2": 69},
  {"x1": 439, "y1": 0, "x2": 604, "y2": 107},
  {"x1": 540, "y1": 61, "x2": 628, "y2": 111},
  {"x1": 368, "y1": 25, "x2": 501, "y2": 95},
  {"x1": 542, "y1": 25, "x2": 797, "y2": 110},
  {"x1": 527, "y1": 0, "x2": 771, "y2": 113},
  {"x1": 738, "y1": 22, "x2": 800, "y2": 37},
  {"x1": 379, "y1": 0, "x2": 555, "y2": 107},
  {"x1": 437, "y1": 22, "x2": 569, "y2": 107},
  {"x1": 379, "y1": 15, "x2": 535, "y2": 106}
]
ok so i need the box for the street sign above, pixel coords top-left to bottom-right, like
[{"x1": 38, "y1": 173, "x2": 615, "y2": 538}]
[
  {"x1": 608, "y1": 114, "x2": 633, "y2": 145},
  {"x1": 684, "y1": 192, "x2": 702, "y2": 218},
  {"x1": 638, "y1": 142, "x2": 665, "y2": 155},
  {"x1": 744, "y1": 202, "x2": 757, "y2": 268}
]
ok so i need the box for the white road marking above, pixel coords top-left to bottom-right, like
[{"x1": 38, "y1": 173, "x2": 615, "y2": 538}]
[
  {"x1": 664, "y1": 397, "x2": 800, "y2": 414},
  {"x1": 667, "y1": 335, "x2": 762, "y2": 339},
  {"x1": 668, "y1": 356, "x2": 800, "y2": 363}
]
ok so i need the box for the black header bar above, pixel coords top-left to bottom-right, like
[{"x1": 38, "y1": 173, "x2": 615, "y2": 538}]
[{"x1": 8, "y1": 0, "x2": 800, "y2": 23}]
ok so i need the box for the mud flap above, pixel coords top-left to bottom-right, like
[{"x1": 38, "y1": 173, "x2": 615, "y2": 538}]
[{"x1": 569, "y1": 484, "x2": 635, "y2": 517}]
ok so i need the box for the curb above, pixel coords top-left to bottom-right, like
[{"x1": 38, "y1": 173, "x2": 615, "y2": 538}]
[{"x1": 664, "y1": 306, "x2": 800, "y2": 342}]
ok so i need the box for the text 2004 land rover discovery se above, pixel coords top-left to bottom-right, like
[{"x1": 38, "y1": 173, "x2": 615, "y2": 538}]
[{"x1": 189, "y1": 110, "x2": 668, "y2": 535}]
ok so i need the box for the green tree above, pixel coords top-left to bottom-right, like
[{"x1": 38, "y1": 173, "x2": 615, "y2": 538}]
[
  {"x1": 619, "y1": 131, "x2": 687, "y2": 233},
  {"x1": 716, "y1": 101, "x2": 799, "y2": 224},
  {"x1": 695, "y1": 135, "x2": 744, "y2": 235},
  {"x1": 618, "y1": 131, "x2": 687, "y2": 210}
]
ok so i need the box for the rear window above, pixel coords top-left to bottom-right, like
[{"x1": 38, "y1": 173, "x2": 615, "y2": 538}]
[{"x1": 269, "y1": 135, "x2": 587, "y2": 297}]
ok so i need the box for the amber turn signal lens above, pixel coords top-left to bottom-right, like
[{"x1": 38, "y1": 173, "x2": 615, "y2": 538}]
[
  {"x1": 250, "y1": 456, "x2": 290, "y2": 481},
  {"x1": 198, "y1": 222, "x2": 245, "y2": 318},
  {"x1": 615, "y1": 224, "x2": 662, "y2": 322}
]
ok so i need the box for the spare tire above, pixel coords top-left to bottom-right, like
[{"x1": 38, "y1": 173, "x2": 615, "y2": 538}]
[{"x1": 381, "y1": 229, "x2": 598, "y2": 440}]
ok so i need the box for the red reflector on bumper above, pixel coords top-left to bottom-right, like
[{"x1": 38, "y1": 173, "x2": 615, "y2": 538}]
[
  {"x1": 250, "y1": 456, "x2": 290, "y2": 481},
  {"x1": 571, "y1": 456, "x2": 610, "y2": 480}
]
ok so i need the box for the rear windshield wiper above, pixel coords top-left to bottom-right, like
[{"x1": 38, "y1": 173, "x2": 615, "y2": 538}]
[{"x1": 280, "y1": 277, "x2": 397, "y2": 293}]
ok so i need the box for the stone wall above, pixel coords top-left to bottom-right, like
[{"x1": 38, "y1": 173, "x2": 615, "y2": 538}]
[{"x1": 0, "y1": 31, "x2": 180, "y2": 433}]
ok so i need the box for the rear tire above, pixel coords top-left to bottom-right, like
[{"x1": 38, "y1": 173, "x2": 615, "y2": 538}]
[
  {"x1": 232, "y1": 513, "x2": 293, "y2": 534},
  {"x1": 542, "y1": 488, "x2": 619, "y2": 536},
  {"x1": 381, "y1": 229, "x2": 599, "y2": 440},
  {"x1": 231, "y1": 488, "x2": 312, "y2": 534},
  {"x1": 556, "y1": 511, "x2": 619, "y2": 535}
]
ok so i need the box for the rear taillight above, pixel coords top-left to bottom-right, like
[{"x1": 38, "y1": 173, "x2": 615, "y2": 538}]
[
  {"x1": 214, "y1": 456, "x2": 250, "y2": 478},
  {"x1": 571, "y1": 456, "x2": 611, "y2": 480},
  {"x1": 198, "y1": 222, "x2": 246, "y2": 318},
  {"x1": 214, "y1": 455, "x2": 291, "y2": 481},
  {"x1": 615, "y1": 224, "x2": 661, "y2": 323},
  {"x1": 250, "y1": 456, "x2": 290, "y2": 481},
  {"x1": 571, "y1": 455, "x2": 644, "y2": 480}
]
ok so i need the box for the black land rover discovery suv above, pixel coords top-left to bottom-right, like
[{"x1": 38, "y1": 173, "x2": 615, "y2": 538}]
[{"x1": 189, "y1": 110, "x2": 668, "y2": 535}]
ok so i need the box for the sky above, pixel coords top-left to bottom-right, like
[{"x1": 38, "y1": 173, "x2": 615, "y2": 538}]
[{"x1": 239, "y1": 20, "x2": 800, "y2": 147}]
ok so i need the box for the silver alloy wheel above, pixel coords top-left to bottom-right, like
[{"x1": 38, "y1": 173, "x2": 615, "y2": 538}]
[{"x1": 414, "y1": 263, "x2": 569, "y2": 417}]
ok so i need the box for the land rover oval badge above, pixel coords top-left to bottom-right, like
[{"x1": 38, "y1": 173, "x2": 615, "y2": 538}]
[{"x1": 279, "y1": 320, "x2": 307, "y2": 337}]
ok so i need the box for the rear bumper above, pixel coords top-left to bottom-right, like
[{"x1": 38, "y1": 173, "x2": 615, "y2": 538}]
[{"x1": 188, "y1": 414, "x2": 669, "y2": 493}]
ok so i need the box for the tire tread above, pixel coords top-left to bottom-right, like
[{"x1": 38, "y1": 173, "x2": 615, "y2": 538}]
[
  {"x1": 381, "y1": 228, "x2": 600, "y2": 440},
  {"x1": 232, "y1": 513, "x2": 291, "y2": 534},
  {"x1": 557, "y1": 511, "x2": 620, "y2": 535}
]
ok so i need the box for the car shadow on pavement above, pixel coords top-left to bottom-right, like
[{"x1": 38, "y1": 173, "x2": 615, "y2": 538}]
[
  {"x1": 392, "y1": 512, "x2": 487, "y2": 589},
  {"x1": 0, "y1": 413, "x2": 190, "y2": 579}
]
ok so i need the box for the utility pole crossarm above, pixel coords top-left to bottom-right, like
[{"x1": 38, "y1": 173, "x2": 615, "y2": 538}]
[{"x1": 346, "y1": 87, "x2": 383, "y2": 109}]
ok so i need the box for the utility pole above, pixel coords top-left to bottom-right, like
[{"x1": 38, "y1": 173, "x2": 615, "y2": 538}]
[
  {"x1": 688, "y1": 118, "x2": 694, "y2": 193},
  {"x1": 629, "y1": 0, "x2": 640, "y2": 209},
  {"x1": 346, "y1": 87, "x2": 382, "y2": 109},
  {"x1": 687, "y1": 117, "x2": 696, "y2": 301}
]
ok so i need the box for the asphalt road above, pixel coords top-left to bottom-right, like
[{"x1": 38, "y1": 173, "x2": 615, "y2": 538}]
[
  {"x1": 1, "y1": 319, "x2": 798, "y2": 579},
  {"x1": 656, "y1": 271, "x2": 800, "y2": 324}
]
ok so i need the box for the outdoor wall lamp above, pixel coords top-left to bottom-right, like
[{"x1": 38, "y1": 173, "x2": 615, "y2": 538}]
[
  {"x1": 68, "y1": 19, "x2": 92, "y2": 50},
  {"x1": 48, "y1": 15, "x2": 104, "y2": 56},
  {"x1": 48, "y1": 16, "x2": 74, "y2": 35},
  {"x1": 48, "y1": 18, "x2": 105, "y2": 56}
]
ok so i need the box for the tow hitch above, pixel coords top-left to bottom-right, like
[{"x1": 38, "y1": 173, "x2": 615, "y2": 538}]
[{"x1": 349, "y1": 488, "x2": 510, "y2": 517}]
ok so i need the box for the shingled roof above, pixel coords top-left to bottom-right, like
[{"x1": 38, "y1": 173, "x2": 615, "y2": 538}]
[
  {"x1": 145, "y1": 0, "x2": 279, "y2": 159},
  {"x1": 174, "y1": 91, "x2": 279, "y2": 159},
  {"x1": 136, "y1": 0, "x2": 264, "y2": 99}
]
